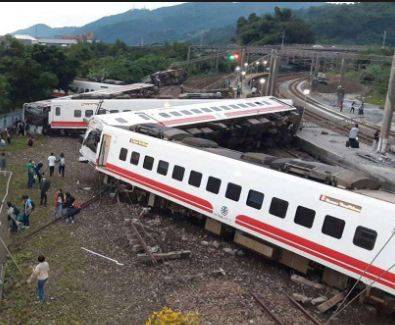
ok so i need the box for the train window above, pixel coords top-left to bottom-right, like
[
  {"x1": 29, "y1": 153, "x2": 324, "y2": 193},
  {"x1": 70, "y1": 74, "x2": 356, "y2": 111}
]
[
  {"x1": 98, "y1": 109, "x2": 106, "y2": 115},
  {"x1": 206, "y1": 176, "x2": 221, "y2": 194},
  {"x1": 353, "y1": 226, "x2": 377, "y2": 251},
  {"x1": 322, "y1": 215, "x2": 345, "y2": 239},
  {"x1": 137, "y1": 114, "x2": 151, "y2": 120},
  {"x1": 172, "y1": 165, "x2": 185, "y2": 181},
  {"x1": 230, "y1": 105, "x2": 240, "y2": 109},
  {"x1": 238, "y1": 104, "x2": 248, "y2": 108},
  {"x1": 115, "y1": 117, "x2": 127, "y2": 123},
  {"x1": 192, "y1": 109, "x2": 202, "y2": 114},
  {"x1": 170, "y1": 111, "x2": 182, "y2": 117},
  {"x1": 74, "y1": 110, "x2": 82, "y2": 118},
  {"x1": 110, "y1": 110, "x2": 119, "y2": 113},
  {"x1": 85, "y1": 110, "x2": 94, "y2": 117},
  {"x1": 269, "y1": 197, "x2": 288, "y2": 218},
  {"x1": 181, "y1": 110, "x2": 192, "y2": 115},
  {"x1": 143, "y1": 156, "x2": 154, "y2": 170},
  {"x1": 294, "y1": 206, "x2": 315, "y2": 228},
  {"x1": 119, "y1": 148, "x2": 128, "y2": 161},
  {"x1": 124, "y1": 110, "x2": 131, "y2": 112},
  {"x1": 211, "y1": 107, "x2": 221, "y2": 111},
  {"x1": 202, "y1": 108, "x2": 212, "y2": 112},
  {"x1": 225, "y1": 183, "x2": 242, "y2": 201},
  {"x1": 255, "y1": 102, "x2": 263, "y2": 105},
  {"x1": 157, "y1": 160, "x2": 169, "y2": 176},
  {"x1": 220, "y1": 106, "x2": 231, "y2": 110},
  {"x1": 188, "y1": 170, "x2": 202, "y2": 187},
  {"x1": 246, "y1": 103, "x2": 257, "y2": 107},
  {"x1": 246, "y1": 190, "x2": 264, "y2": 210},
  {"x1": 55, "y1": 107, "x2": 61, "y2": 116},
  {"x1": 85, "y1": 88, "x2": 89, "y2": 93},
  {"x1": 130, "y1": 152, "x2": 140, "y2": 165},
  {"x1": 160, "y1": 113, "x2": 170, "y2": 118}
]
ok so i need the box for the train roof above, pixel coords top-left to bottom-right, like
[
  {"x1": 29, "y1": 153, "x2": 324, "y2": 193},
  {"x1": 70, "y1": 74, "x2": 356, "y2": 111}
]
[{"x1": 90, "y1": 96, "x2": 296, "y2": 129}]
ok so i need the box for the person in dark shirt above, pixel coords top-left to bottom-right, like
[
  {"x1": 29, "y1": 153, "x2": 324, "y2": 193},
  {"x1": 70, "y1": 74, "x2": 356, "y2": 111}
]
[{"x1": 39, "y1": 173, "x2": 51, "y2": 207}]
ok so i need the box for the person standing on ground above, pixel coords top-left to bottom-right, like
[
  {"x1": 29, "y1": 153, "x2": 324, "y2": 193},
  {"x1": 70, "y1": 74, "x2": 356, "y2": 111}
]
[
  {"x1": 48, "y1": 153, "x2": 56, "y2": 177},
  {"x1": 54, "y1": 189, "x2": 64, "y2": 219},
  {"x1": 27, "y1": 255, "x2": 49, "y2": 304},
  {"x1": 58, "y1": 153, "x2": 65, "y2": 177},
  {"x1": 6, "y1": 202, "x2": 19, "y2": 233},
  {"x1": 35, "y1": 161, "x2": 43, "y2": 184},
  {"x1": 65, "y1": 192, "x2": 80, "y2": 224},
  {"x1": 26, "y1": 160, "x2": 35, "y2": 189},
  {"x1": 358, "y1": 100, "x2": 364, "y2": 117},
  {"x1": 40, "y1": 173, "x2": 51, "y2": 207},
  {"x1": 27, "y1": 134, "x2": 34, "y2": 147},
  {"x1": 0, "y1": 152, "x2": 6, "y2": 171},
  {"x1": 372, "y1": 130, "x2": 379, "y2": 152},
  {"x1": 348, "y1": 123, "x2": 359, "y2": 149},
  {"x1": 349, "y1": 100, "x2": 356, "y2": 114},
  {"x1": 22, "y1": 195, "x2": 34, "y2": 228},
  {"x1": 5, "y1": 128, "x2": 11, "y2": 144}
]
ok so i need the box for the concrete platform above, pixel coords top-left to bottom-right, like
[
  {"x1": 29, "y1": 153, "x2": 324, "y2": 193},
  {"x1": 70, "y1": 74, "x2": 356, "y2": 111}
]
[
  {"x1": 297, "y1": 124, "x2": 395, "y2": 191},
  {"x1": 309, "y1": 91, "x2": 395, "y2": 132}
]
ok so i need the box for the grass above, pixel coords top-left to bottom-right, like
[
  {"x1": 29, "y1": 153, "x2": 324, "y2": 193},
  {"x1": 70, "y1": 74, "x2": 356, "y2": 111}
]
[{"x1": 0, "y1": 135, "x2": 93, "y2": 323}]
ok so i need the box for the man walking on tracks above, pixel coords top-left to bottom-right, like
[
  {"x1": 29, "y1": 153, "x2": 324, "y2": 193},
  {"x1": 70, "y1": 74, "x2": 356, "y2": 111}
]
[{"x1": 40, "y1": 173, "x2": 51, "y2": 207}]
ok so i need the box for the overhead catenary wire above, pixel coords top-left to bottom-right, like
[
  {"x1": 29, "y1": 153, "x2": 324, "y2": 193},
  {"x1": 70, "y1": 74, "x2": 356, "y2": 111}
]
[
  {"x1": 325, "y1": 262, "x2": 395, "y2": 324},
  {"x1": 325, "y1": 229, "x2": 395, "y2": 324}
]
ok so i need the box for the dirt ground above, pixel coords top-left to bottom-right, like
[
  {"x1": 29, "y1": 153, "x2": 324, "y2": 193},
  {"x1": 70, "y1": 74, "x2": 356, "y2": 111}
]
[{"x1": 0, "y1": 136, "x2": 392, "y2": 324}]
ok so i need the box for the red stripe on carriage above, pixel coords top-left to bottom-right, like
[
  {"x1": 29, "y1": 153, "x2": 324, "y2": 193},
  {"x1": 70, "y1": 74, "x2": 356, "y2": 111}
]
[
  {"x1": 161, "y1": 115, "x2": 216, "y2": 126},
  {"x1": 236, "y1": 215, "x2": 395, "y2": 289},
  {"x1": 224, "y1": 105, "x2": 286, "y2": 118},
  {"x1": 51, "y1": 121, "x2": 88, "y2": 128},
  {"x1": 104, "y1": 163, "x2": 213, "y2": 213}
]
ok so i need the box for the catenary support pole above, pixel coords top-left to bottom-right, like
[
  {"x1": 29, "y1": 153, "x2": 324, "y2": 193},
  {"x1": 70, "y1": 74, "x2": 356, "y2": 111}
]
[{"x1": 378, "y1": 50, "x2": 395, "y2": 153}]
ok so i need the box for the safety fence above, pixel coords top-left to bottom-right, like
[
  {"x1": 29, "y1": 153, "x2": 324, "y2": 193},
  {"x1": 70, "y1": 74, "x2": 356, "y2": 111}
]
[{"x1": 0, "y1": 171, "x2": 12, "y2": 298}]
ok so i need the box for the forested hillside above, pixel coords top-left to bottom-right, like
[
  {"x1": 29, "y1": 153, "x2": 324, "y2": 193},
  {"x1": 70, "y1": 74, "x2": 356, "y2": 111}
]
[
  {"x1": 13, "y1": 2, "x2": 320, "y2": 45},
  {"x1": 235, "y1": 7, "x2": 314, "y2": 45},
  {"x1": 296, "y1": 2, "x2": 395, "y2": 46}
]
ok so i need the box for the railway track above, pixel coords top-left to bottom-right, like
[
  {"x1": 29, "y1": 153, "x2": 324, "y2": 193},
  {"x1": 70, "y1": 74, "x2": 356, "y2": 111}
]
[{"x1": 281, "y1": 77, "x2": 395, "y2": 144}]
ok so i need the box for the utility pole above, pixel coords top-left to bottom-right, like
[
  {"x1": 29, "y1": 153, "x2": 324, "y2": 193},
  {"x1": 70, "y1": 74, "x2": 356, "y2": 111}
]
[
  {"x1": 378, "y1": 51, "x2": 395, "y2": 154},
  {"x1": 339, "y1": 56, "x2": 345, "y2": 86},
  {"x1": 382, "y1": 30, "x2": 387, "y2": 49},
  {"x1": 281, "y1": 30, "x2": 285, "y2": 49},
  {"x1": 265, "y1": 50, "x2": 274, "y2": 96}
]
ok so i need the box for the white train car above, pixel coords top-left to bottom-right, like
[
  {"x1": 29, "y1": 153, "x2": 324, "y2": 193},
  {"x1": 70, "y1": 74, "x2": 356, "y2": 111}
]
[
  {"x1": 79, "y1": 96, "x2": 297, "y2": 164},
  {"x1": 70, "y1": 79, "x2": 125, "y2": 94},
  {"x1": 93, "y1": 124, "x2": 395, "y2": 297},
  {"x1": 23, "y1": 82, "x2": 154, "y2": 133}
]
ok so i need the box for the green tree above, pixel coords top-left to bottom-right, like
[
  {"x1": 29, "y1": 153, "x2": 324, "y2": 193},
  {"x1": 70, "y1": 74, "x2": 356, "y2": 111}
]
[
  {"x1": 235, "y1": 7, "x2": 314, "y2": 45},
  {"x1": 0, "y1": 75, "x2": 11, "y2": 113}
]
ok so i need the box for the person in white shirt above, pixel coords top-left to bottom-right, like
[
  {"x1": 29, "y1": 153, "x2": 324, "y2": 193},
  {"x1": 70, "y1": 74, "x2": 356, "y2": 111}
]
[
  {"x1": 27, "y1": 255, "x2": 49, "y2": 303},
  {"x1": 47, "y1": 153, "x2": 56, "y2": 177},
  {"x1": 58, "y1": 153, "x2": 65, "y2": 177},
  {"x1": 348, "y1": 123, "x2": 359, "y2": 148}
]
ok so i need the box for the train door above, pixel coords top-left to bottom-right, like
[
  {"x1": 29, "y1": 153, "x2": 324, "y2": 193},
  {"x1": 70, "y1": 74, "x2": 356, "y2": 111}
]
[{"x1": 98, "y1": 134, "x2": 112, "y2": 166}]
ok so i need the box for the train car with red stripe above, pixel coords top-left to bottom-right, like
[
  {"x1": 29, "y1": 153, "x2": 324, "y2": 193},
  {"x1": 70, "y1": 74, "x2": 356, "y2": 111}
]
[
  {"x1": 89, "y1": 120, "x2": 395, "y2": 298},
  {"x1": 79, "y1": 96, "x2": 299, "y2": 164}
]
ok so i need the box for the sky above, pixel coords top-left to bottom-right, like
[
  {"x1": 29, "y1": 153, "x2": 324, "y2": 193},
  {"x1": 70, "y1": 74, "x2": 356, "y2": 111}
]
[{"x1": 0, "y1": 2, "x2": 184, "y2": 35}]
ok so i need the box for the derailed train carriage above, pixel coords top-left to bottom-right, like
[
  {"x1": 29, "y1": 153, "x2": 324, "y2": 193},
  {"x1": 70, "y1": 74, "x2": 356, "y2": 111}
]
[{"x1": 79, "y1": 96, "x2": 395, "y2": 303}]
